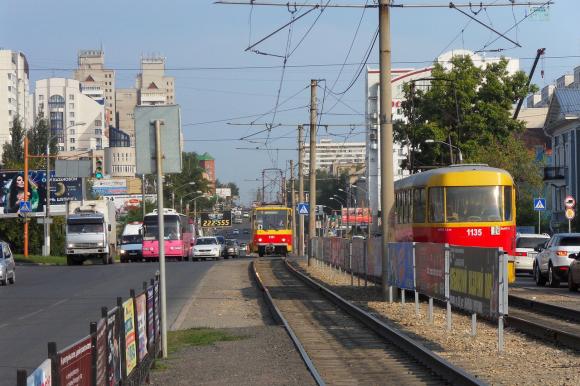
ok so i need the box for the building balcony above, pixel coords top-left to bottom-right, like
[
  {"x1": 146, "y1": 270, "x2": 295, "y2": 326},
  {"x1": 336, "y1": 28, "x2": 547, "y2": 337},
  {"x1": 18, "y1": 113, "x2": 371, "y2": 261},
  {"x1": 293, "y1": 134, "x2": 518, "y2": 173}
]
[{"x1": 543, "y1": 166, "x2": 567, "y2": 181}]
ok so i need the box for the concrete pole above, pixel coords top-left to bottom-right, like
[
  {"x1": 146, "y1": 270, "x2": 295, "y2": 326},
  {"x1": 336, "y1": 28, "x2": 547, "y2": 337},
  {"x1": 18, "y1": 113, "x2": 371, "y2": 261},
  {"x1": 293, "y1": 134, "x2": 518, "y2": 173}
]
[
  {"x1": 298, "y1": 124, "x2": 305, "y2": 256},
  {"x1": 142, "y1": 174, "x2": 146, "y2": 220},
  {"x1": 24, "y1": 136, "x2": 29, "y2": 257},
  {"x1": 290, "y1": 160, "x2": 297, "y2": 255},
  {"x1": 308, "y1": 79, "x2": 318, "y2": 266},
  {"x1": 154, "y1": 120, "x2": 168, "y2": 358},
  {"x1": 43, "y1": 142, "x2": 51, "y2": 256},
  {"x1": 379, "y1": 0, "x2": 395, "y2": 299}
]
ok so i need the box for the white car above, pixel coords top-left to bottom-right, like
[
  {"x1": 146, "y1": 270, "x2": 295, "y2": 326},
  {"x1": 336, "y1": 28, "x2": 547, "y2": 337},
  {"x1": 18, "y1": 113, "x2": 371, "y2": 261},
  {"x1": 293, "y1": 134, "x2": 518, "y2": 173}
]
[
  {"x1": 512, "y1": 233, "x2": 550, "y2": 274},
  {"x1": 192, "y1": 237, "x2": 222, "y2": 261},
  {"x1": 534, "y1": 233, "x2": 580, "y2": 287},
  {"x1": 232, "y1": 229, "x2": 240, "y2": 235},
  {"x1": 0, "y1": 241, "x2": 16, "y2": 285}
]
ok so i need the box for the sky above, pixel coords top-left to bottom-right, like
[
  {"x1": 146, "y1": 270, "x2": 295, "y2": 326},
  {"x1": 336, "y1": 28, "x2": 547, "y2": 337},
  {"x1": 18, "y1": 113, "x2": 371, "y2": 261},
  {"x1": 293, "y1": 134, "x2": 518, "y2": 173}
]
[{"x1": 1, "y1": 0, "x2": 579, "y2": 204}]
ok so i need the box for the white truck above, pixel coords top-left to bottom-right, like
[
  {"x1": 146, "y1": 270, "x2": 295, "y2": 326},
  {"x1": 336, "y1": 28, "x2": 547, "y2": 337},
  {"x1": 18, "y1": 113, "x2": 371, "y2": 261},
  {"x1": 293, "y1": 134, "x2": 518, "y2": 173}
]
[{"x1": 65, "y1": 200, "x2": 117, "y2": 266}]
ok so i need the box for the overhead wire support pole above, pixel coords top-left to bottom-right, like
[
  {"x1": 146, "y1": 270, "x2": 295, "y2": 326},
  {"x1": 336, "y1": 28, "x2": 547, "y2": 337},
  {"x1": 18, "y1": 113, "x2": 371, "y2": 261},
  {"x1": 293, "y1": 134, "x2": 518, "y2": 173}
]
[
  {"x1": 379, "y1": 0, "x2": 395, "y2": 300},
  {"x1": 298, "y1": 125, "x2": 305, "y2": 257},
  {"x1": 449, "y1": 3, "x2": 521, "y2": 48},
  {"x1": 308, "y1": 80, "x2": 317, "y2": 266}
]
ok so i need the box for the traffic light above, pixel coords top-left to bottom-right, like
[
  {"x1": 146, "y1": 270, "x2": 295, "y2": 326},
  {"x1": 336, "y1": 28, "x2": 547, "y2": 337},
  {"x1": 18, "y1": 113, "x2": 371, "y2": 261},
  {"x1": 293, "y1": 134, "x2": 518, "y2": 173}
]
[{"x1": 94, "y1": 157, "x2": 103, "y2": 179}]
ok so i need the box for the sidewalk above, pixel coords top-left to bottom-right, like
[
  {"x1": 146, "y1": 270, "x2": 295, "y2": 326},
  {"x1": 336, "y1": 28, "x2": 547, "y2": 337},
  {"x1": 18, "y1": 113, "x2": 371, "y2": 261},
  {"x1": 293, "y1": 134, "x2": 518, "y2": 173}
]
[{"x1": 150, "y1": 258, "x2": 315, "y2": 386}]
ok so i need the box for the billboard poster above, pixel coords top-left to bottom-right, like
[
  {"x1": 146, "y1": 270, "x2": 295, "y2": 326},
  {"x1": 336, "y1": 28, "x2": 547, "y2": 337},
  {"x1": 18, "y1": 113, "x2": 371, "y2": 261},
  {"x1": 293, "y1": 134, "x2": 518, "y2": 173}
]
[
  {"x1": 147, "y1": 287, "x2": 155, "y2": 352},
  {"x1": 387, "y1": 242, "x2": 415, "y2": 290},
  {"x1": 122, "y1": 299, "x2": 137, "y2": 375},
  {"x1": 58, "y1": 336, "x2": 92, "y2": 386},
  {"x1": 135, "y1": 293, "x2": 148, "y2": 361},
  {"x1": 102, "y1": 194, "x2": 156, "y2": 214},
  {"x1": 0, "y1": 171, "x2": 82, "y2": 214},
  {"x1": 415, "y1": 243, "x2": 446, "y2": 300},
  {"x1": 341, "y1": 207, "x2": 371, "y2": 225},
  {"x1": 27, "y1": 358, "x2": 51, "y2": 386},
  {"x1": 106, "y1": 308, "x2": 122, "y2": 386},
  {"x1": 95, "y1": 319, "x2": 107, "y2": 386},
  {"x1": 449, "y1": 246, "x2": 500, "y2": 319},
  {"x1": 215, "y1": 188, "x2": 231, "y2": 199},
  {"x1": 200, "y1": 211, "x2": 232, "y2": 228},
  {"x1": 92, "y1": 179, "x2": 127, "y2": 196}
]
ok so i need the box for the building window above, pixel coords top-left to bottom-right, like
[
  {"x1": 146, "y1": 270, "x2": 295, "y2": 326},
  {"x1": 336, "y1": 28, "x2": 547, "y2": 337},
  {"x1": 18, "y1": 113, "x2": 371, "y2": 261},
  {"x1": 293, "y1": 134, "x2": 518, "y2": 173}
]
[
  {"x1": 70, "y1": 138, "x2": 75, "y2": 144},
  {"x1": 69, "y1": 103, "x2": 74, "y2": 109},
  {"x1": 70, "y1": 146, "x2": 75, "y2": 151},
  {"x1": 48, "y1": 95, "x2": 65, "y2": 109},
  {"x1": 7, "y1": 86, "x2": 12, "y2": 92},
  {"x1": 8, "y1": 110, "x2": 12, "y2": 116},
  {"x1": 95, "y1": 129, "x2": 102, "y2": 135},
  {"x1": 8, "y1": 98, "x2": 12, "y2": 104},
  {"x1": 7, "y1": 73, "x2": 11, "y2": 80},
  {"x1": 69, "y1": 121, "x2": 75, "y2": 127},
  {"x1": 70, "y1": 129, "x2": 75, "y2": 135},
  {"x1": 69, "y1": 94, "x2": 74, "y2": 100},
  {"x1": 69, "y1": 112, "x2": 75, "y2": 118},
  {"x1": 38, "y1": 103, "x2": 44, "y2": 110}
]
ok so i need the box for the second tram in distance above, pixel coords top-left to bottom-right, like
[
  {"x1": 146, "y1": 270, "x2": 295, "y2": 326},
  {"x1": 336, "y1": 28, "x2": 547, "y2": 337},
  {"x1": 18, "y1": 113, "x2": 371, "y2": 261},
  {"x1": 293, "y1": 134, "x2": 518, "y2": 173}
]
[{"x1": 394, "y1": 164, "x2": 516, "y2": 255}]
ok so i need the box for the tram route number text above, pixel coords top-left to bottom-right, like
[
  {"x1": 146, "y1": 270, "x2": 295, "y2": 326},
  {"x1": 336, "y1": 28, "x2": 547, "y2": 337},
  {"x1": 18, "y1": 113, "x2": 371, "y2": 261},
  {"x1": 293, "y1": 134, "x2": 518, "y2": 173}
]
[{"x1": 466, "y1": 228, "x2": 482, "y2": 237}]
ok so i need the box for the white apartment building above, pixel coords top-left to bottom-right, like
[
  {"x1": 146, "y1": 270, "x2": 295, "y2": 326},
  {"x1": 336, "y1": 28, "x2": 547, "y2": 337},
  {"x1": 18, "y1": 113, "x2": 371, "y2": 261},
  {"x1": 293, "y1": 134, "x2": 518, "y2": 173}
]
[
  {"x1": 303, "y1": 138, "x2": 365, "y2": 175},
  {"x1": 365, "y1": 49, "x2": 520, "y2": 217},
  {"x1": 136, "y1": 56, "x2": 175, "y2": 105},
  {"x1": 73, "y1": 50, "x2": 116, "y2": 127},
  {"x1": 34, "y1": 78, "x2": 106, "y2": 153},
  {"x1": 0, "y1": 50, "x2": 33, "y2": 148}
]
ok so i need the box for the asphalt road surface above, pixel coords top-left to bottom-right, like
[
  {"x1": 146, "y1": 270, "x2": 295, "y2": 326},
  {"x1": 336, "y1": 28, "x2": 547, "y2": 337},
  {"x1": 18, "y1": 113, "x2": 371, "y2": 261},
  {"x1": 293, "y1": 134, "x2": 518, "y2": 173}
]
[{"x1": 0, "y1": 261, "x2": 214, "y2": 386}]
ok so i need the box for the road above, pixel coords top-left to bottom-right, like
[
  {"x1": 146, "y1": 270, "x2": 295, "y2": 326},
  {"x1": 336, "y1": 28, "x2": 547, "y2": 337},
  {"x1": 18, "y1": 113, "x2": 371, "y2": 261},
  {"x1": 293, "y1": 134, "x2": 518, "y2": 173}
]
[{"x1": 0, "y1": 261, "x2": 214, "y2": 386}]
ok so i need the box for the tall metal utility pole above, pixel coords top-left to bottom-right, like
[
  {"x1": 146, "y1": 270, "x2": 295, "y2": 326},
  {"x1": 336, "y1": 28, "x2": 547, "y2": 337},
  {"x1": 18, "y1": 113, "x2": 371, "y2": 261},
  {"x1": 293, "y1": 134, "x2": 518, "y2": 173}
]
[
  {"x1": 290, "y1": 160, "x2": 296, "y2": 256},
  {"x1": 379, "y1": 0, "x2": 395, "y2": 299},
  {"x1": 298, "y1": 124, "x2": 305, "y2": 257},
  {"x1": 308, "y1": 79, "x2": 317, "y2": 266}
]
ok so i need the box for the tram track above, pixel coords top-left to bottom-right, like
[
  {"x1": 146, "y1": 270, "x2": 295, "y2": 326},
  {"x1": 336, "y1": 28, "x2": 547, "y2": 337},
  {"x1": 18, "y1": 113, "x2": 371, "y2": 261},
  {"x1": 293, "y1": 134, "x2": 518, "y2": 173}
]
[{"x1": 253, "y1": 257, "x2": 484, "y2": 386}]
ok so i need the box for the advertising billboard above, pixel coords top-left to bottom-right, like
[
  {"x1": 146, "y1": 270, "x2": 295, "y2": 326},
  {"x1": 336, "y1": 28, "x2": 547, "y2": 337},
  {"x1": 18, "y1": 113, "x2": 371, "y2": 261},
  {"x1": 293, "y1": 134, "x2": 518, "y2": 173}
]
[
  {"x1": 215, "y1": 188, "x2": 231, "y2": 199},
  {"x1": 58, "y1": 336, "x2": 93, "y2": 386},
  {"x1": 135, "y1": 293, "x2": 148, "y2": 361},
  {"x1": 95, "y1": 319, "x2": 107, "y2": 386},
  {"x1": 415, "y1": 243, "x2": 446, "y2": 300},
  {"x1": 200, "y1": 211, "x2": 232, "y2": 228},
  {"x1": 107, "y1": 308, "x2": 122, "y2": 386},
  {"x1": 147, "y1": 287, "x2": 155, "y2": 353},
  {"x1": 449, "y1": 246, "x2": 501, "y2": 319},
  {"x1": 387, "y1": 242, "x2": 415, "y2": 290},
  {"x1": 0, "y1": 171, "x2": 82, "y2": 214},
  {"x1": 92, "y1": 179, "x2": 127, "y2": 196},
  {"x1": 122, "y1": 299, "x2": 137, "y2": 375},
  {"x1": 341, "y1": 207, "x2": 371, "y2": 225},
  {"x1": 27, "y1": 359, "x2": 51, "y2": 386}
]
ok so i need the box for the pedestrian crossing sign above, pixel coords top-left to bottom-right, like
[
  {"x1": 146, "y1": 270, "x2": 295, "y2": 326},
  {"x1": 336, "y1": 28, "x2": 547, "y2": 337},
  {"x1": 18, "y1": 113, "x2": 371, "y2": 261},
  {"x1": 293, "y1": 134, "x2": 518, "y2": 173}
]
[
  {"x1": 297, "y1": 203, "x2": 309, "y2": 215},
  {"x1": 533, "y1": 198, "x2": 546, "y2": 211}
]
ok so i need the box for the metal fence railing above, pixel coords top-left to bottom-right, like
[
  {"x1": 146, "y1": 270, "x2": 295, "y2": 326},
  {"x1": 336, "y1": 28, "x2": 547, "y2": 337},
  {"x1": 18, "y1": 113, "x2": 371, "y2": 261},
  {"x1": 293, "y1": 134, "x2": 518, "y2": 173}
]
[{"x1": 18, "y1": 274, "x2": 162, "y2": 386}]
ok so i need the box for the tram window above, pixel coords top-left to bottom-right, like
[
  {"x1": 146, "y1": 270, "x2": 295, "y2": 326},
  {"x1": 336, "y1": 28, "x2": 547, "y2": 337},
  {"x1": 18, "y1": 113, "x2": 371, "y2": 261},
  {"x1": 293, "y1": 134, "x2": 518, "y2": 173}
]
[
  {"x1": 445, "y1": 186, "x2": 503, "y2": 222},
  {"x1": 406, "y1": 190, "x2": 412, "y2": 223},
  {"x1": 429, "y1": 187, "x2": 444, "y2": 223},
  {"x1": 413, "y1": 188, "x2": 426, "y2": 223},
  {"x1": 504, "y1": 186, "x2": 512, "y2": 221},
  {"x1": 402, "y1": 191, "x2": 407, "y2": 223},
  {"x1": 396, "y1": 192, "x2": 401, "y2": 223}
]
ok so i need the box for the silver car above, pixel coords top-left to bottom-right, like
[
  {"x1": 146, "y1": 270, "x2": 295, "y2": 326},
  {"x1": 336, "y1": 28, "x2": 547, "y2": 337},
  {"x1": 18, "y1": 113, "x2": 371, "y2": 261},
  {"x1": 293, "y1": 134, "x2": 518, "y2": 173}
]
[
  {"x1": 0, "y1": 241, "x2": 16, "y2": 285},
  {"x1": 568, "y1": 254, "x2": 580, "y2": 292},
  {"x1": 533, "y1": 233, "x2": 580, "y2": 287}
]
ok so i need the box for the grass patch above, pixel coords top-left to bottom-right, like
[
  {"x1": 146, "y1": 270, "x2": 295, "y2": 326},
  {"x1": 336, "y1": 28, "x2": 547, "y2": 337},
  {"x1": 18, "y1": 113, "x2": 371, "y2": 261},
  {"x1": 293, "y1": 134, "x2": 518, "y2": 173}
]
[
  {"x1": 152, "y1": 328, "x2": 245, "y2": 373},
  {"x1": 14, "y1": 254, "x2": 67, "y2": 266},
  {"x1": 167, "y1": 328, "x2": 244, "y2": 354}
]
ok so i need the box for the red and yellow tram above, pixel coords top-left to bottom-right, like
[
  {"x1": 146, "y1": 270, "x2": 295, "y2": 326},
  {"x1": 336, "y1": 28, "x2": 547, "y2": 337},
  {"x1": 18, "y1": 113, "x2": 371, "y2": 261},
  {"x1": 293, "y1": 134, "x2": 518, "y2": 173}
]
[
  {"x1": 394, "y1": 165, "x2": 516, "y2": 255},
  {"x1": 250, "y1": 205, "x2": 293, "y2": 257}
]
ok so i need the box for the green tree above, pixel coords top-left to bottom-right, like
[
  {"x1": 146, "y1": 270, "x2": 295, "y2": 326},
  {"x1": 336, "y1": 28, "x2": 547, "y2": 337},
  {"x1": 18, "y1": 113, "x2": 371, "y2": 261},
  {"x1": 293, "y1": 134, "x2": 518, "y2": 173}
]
[
  {"x1": 27, "y1": 113, "x2": 58, "y2": 169},
  {"x1": 396, "y1": 55, "x2": 537, "y2": 171},
  {"x1": 163, "y1": 152, "x2": 211, "y2": 209},
  {"x1": 2, "y1": 116, "x2": 26, "y2": 168},
  {"x1": 470, "y1": 134, "x2": 543, "y2": 227}
]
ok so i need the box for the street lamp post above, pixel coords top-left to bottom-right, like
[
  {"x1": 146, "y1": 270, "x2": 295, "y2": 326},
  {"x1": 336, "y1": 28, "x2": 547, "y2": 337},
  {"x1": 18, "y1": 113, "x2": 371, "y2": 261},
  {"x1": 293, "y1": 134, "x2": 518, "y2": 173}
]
[
  {"x1": 181, "y1": 190, "x2": 203, "y2": 213},
  {"x1": 43, "y1": 122, "x2": 85, "y2": 256},
  {"x1": 330, "y1": 196, "x2": 346, "y2": 238},
  {"x1": 188, "y1": 194, "x2": 206, "y2": 225},
  {"x1": 171, "y1": 181, "x2": 196, "y2": 210},
  {"x1": 424, "y1": 139, "x2": 463, "y2": 164}
]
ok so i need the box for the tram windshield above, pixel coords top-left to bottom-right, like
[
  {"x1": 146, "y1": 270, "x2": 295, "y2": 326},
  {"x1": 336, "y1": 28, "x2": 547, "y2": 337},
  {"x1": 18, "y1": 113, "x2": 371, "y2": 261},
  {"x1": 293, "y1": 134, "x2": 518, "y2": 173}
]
[
  {"x1": 255, "y1": 210, "x2": 288, "y2": 230},
  {"x1": 445, "y1": 186, "x2": 503, "y2": 222}
]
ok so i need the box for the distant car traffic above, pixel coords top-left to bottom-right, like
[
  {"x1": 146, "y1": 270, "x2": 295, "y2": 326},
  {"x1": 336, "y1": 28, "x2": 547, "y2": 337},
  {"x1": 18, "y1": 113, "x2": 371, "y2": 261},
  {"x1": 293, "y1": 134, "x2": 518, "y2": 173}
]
[
  {"x1": 533, "y1": 233, "x2": 580, "y2": 287},
  {"x1": 239, "y1": 242, "x2": 249, "y2": 256},
  {"x1": 0, "y1": 241, "x2": 16, "y2": 285},
  {"x1": 192, "y1": 237, "x2": 222, "y2": 261},
  {"x1": 512, "y1": 233, "x2": 550, "y2": 274},
  {"x1": 568, "y1": 253, "x2": 580, "y2": 291},
  {"x1": 232, "y1": 229, "x2": 240, "y2": 235},
  {"x1": 224, "y1": 239, "x2": 240, "y2": 258}
]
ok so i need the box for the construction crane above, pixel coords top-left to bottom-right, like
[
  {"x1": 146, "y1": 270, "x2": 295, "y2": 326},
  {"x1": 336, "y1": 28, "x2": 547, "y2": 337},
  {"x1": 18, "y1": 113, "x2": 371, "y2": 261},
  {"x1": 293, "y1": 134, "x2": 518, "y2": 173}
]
[{"x1": 513, "y1": 48, "x2": 546, "y2": 120}]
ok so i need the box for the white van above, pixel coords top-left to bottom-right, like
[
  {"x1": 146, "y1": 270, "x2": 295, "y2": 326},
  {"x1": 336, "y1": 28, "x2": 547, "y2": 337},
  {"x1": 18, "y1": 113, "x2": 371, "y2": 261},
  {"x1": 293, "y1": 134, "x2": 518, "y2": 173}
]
[{"x1": 120, "y1": 222, "x2": 143, "y2": 263}]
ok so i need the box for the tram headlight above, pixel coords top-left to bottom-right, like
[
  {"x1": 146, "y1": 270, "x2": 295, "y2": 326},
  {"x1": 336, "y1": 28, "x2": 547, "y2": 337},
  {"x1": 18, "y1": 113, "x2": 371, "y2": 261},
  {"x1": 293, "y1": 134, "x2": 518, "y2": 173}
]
[{"x1": 258, "y1": 238, "x2": 263, "y2": 242}]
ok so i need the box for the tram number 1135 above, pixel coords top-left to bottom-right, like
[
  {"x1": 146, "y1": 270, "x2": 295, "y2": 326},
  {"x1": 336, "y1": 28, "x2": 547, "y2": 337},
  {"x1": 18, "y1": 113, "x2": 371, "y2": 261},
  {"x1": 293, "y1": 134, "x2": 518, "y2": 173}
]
[{"x1": 466, "y1": 228, "x2": 482, "y2": 237}]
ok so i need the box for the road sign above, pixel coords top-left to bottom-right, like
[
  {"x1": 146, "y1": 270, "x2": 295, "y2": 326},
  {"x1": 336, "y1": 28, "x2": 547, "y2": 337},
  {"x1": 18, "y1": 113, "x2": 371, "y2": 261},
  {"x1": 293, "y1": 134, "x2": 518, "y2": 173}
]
[
  {"x1": 533, "y1": 198, "x2": 546, "y2": 211},
  {"x1": 565, "y1": 196, "x2": 576, "y2": 208},
  {"x1": 36, "y1": 218, "x2": 53, "y2": 224},
  {"x1": 19, "y1": 201, "x2": 32, "y2": 213},
  {"x1": 297, "y1": 203, "x2": 309, "y2": 215},
  {"x1": 566, "y1": 208, "x2": 575, "y2": 220}
]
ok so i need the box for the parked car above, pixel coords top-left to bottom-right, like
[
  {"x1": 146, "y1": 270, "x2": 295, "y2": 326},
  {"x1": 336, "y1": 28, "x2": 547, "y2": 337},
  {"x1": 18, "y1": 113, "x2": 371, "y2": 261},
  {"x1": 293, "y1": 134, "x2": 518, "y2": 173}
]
[
  {"x1": 0, "y1": 241, "x2": 16, "y2": 285},
  {"x1": 224, "y1": 239, "x2": 240, "y2": 258},
  {"x1": 512, "y1": 233, "x2": 550, "y2": 274},
  {"x1": 192, "y1": 237, "x2": 222, "y2": 261},
  {"x1": 533, "y1": 233, "x2": 580, "y2": 287},
  {"x1": 568, "y1": 253, "x2": 580, "y2": 291}
]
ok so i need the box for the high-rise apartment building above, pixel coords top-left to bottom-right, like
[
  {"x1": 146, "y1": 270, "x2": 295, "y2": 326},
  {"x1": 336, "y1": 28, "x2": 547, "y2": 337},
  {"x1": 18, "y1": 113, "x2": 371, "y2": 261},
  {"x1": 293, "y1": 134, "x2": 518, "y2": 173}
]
[
  {"x1": 303, "y1": 139, "x2": 366, "y2": 175},
  {"x1": 0, "y1": 50, "x2": 33, "y2": 148},
  {"x1": 73, "y1": 50, "x2": 116, "y2": 127},
  {"x1": 115, "y1": 88, "x2": 138, "y2": 145},
  {"x1": 34, "y1": 78, "x2": 106, "y2": 153},
  {"x1": 136, "y1": 56, "x2": 175, "y2": 105}
]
